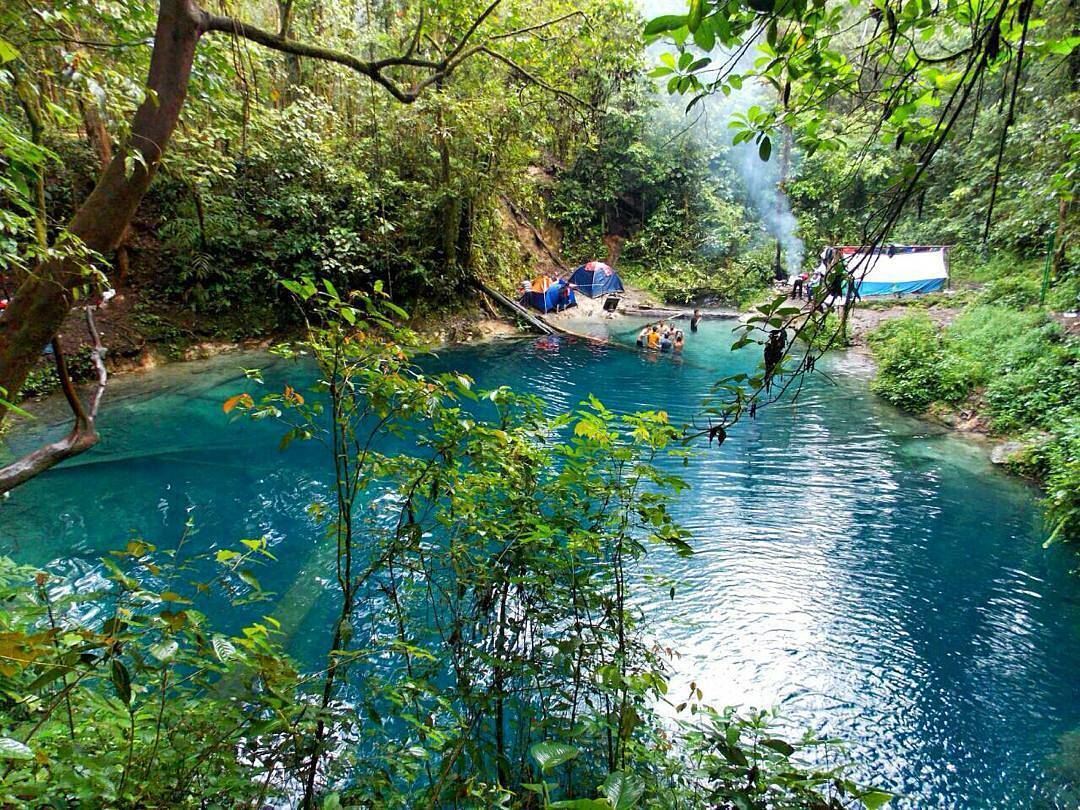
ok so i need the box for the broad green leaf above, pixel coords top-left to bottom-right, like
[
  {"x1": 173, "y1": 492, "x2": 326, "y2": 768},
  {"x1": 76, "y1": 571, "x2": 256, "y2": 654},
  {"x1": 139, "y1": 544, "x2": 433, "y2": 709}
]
[
  {"x1": 212, "y1": 635, "x2": 238, "y2": 662},
  {"x1": 602, "y1": 771, "x2": 645, "y2": 809},
  {"x1": 758, "y1": 135, "x2": 772, "y2": 161},
  {"x1": 150, "y1": 640, "x2": 179, "y2": 662},
  {"x1": 643, "y1": 15, "x2": 687, "y2": 36},
  {"x1": 760, "y1": 738, "x2": 795, "y2": 756},
  {"x1": 860, "y1": 790, "x2": 894, "y2": 809},
  {"x1": 529, "y1": 741, "x2": 579, "y2": 772},
  {"x1": 693, "y1": 23, "x2": 716, "y2": 51},
  {"x1": 0, "y1": 737, "x2": 33, "y2": 760},
  {"x1": 687, "y1": 0, "x2": 704, "y2": 32},
  {"x1": 111, "y1": 659, "x2": 131, "y2": 705},
  {"x1": 0, "y1": 37, "x2": 19, "y2": 63}
]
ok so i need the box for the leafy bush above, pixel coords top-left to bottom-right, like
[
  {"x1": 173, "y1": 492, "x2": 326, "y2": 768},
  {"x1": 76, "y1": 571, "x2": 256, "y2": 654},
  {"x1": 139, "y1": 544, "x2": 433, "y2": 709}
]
[
  {"x1": 946, "y1": 306, "x2": 1053, "y2": 383},
  {"x1": 0, "y1": 541, "x2": 304, "y2": 808},
  {"x1": 868, "y1": 315, "x2": 973, "y2": 411},
  {"x1": 977, "y1": 274, "x2": 1043, "y2": 309},
  {"x1": 0, "y1": 285, "x2": 891, "y2": 808},
  {"x1": 1027, "y1": 418, "x2": 1080, "y2": 546},
  {"x1": 622, "y1": 245, "x2": 773, "y2": 307},
  {"x1": 1046, "y1": 274, "x2": 1080, "y2": 313},
  {"x1": 19, "y1": 347, "x2": 96, "y2": 399}
]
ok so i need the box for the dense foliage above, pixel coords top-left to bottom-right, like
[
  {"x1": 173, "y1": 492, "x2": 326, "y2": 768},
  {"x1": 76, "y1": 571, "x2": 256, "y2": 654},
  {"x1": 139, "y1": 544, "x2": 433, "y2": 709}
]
[
  {"x1": 547, "y1": 84, "x2": 777, "y2": 305},
  {"x1": 0, "y1": 0, "x2": 643, "y2": 335}
]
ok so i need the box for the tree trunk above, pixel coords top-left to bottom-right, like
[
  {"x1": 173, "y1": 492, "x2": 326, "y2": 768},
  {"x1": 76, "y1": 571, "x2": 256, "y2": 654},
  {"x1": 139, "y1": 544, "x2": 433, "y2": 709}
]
[
  {"x1": 603, "y1": 234, "x2": 624, "y2": 267},
  {"x1": 0, "y1": 0, "x2": 202, "y2": 417},
  {"x1": 277, "y1": 0, "x2": 302, "y2": 104},
  {"x1": 79, "y1": 95, "x2": 133, "y2": 288}
]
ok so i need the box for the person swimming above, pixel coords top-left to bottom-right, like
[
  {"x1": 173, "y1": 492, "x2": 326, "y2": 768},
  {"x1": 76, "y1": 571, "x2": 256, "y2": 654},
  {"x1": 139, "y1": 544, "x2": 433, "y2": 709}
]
[
  {"x1": 646, "y1": 324, "x2": 661, "y2": 350},
  {"x1": 690, "y1": 309, "x2": 702, "y2": 332},
  {"x1": 673, "y1": 331, "x2": 685, "y2": 352},
  {"x1": 636, "y1": 325, "x2": 649, "y2": 348}
]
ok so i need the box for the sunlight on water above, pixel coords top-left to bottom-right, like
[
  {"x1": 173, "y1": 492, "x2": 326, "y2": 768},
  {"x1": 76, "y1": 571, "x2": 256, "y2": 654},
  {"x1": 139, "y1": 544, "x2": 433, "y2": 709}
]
[{"x1": 3, "y1": 319, "x2": 1079, "y2": 808}]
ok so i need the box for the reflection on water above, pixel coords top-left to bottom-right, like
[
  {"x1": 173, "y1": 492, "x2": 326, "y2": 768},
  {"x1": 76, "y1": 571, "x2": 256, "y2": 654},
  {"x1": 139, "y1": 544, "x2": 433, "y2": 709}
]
[{"x1": 3, "y1": 320, "x2": 1079, "y2": 808}]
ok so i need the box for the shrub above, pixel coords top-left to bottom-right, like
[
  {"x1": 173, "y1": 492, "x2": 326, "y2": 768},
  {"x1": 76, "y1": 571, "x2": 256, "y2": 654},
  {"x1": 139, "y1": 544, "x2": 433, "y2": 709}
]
[
  {"x1": 946, "y1": 306, "x2": 1053, "y2": 384},
  {"x1": 1028, "y1": 418, "x2": 1080, "y2": 546},
  {"x1": 868, "y1": 314, "x2": 973, "y2": 411},
  {"x1": 622, "y1": 246, "x2": 773, "y2": 307},
  {"x1": 976, "y1": 274, "x2": 1043, "y2": 309}
]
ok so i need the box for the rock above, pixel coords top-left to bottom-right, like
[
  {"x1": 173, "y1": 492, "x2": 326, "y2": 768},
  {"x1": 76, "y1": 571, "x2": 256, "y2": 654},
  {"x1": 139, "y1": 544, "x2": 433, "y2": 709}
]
[{"x1": 990, "y1": 441, "x2": 1027, "y2": 465}]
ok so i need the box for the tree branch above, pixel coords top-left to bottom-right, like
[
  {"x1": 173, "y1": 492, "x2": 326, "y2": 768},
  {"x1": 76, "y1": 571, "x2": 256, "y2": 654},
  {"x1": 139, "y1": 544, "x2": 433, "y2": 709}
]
[
  {"x1": 477, "y1": 46, "x2": 593, "y2": 108},
  {"x1": 202, "y1": 3, "x2": 591, "y2": 110},
  {"x1": 444, "y1": 0, "x2": 501, "y2": 63},
  {"x1": 0, "y1": 307, "x2": 107, "y2": 493},
  {"x1": 200, "y1": 13, "x2": 428, "y2": 102},
  {"x1": 488, "y1": 10, "x2": 586, "y2": 41}
]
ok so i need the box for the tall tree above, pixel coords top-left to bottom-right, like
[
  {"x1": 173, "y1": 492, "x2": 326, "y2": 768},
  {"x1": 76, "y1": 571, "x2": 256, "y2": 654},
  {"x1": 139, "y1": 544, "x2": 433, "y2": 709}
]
[{"x1": 0, "y1": 0, "x2": 581, "y2": 490}]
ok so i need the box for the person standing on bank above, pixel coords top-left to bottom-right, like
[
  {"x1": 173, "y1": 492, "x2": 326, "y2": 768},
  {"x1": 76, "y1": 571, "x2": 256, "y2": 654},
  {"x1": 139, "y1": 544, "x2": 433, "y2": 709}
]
[{"x1": 691, "y1": 309, "x2": 702, "y2": 332}]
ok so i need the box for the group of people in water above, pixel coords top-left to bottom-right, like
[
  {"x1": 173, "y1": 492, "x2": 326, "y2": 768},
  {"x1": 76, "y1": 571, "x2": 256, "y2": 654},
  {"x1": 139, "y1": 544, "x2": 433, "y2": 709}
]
[{"x1": 635, "y1": 309, "x2": 702, "y2": 354}]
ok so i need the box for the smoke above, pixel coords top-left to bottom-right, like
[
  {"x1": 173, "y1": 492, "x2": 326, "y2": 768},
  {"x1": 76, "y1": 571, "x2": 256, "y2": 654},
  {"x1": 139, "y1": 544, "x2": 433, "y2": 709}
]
[
  {"x1": 723, "y1": 106, "x2": 805, "y2": 273},
  {"x1": 640, "y1": 0, "x2": 806, "y2": 274}
]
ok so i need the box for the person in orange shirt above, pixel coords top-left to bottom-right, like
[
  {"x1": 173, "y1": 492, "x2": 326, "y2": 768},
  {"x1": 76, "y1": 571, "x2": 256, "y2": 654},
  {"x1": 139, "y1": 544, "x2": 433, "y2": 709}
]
[{"x1": 646, "y1": 325, "x2": 661, "y2": 350}]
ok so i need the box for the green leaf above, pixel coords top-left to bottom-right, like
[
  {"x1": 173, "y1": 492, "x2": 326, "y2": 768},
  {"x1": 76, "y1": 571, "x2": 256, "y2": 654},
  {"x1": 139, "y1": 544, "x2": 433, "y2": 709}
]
[
  {"x1": 150, "y1": 640, "x2": 179, "y2": 662},
  {"x1": 760, "y1": 738, "x2": 795, "y2": 756},
  {"x1": 239, "y1": 570, "x2": 262, "y2": 591},
  {"x1": 758, "y1": 135, "x2": 772, "y2": 161},
  {"x1": 687, "y1": 0, "x2": 704, "y2": 32},
  {"x1": 27, "y1": 665, "x2": 70, "y2": 692},
  {"x1": 212, "y1": 635, "x2": 238, "y2": 662},
  {"x1": 111, "y1": 659, "x2": 132, "y2": 706},
  {"x1": 860, "y1": 790, "x2": 894, "y2": 809},
  {"x1": 603, "y1": 771, "x2": 645, "y2": 809},
  {"x1": 643, "y1": 15, "x2": 687, "y2": 36},
  {"x1": 550, "y1": 801, "x2": 609, "y2": 809},
  {"x1": 529, "y1": 741, "x2": 579, "y2": 772},
  {"x1": 693, "y1": 23, "x2": 716, "y2": 51},
  {"x1": 0, "y1": 737, "x2": 33, "y2": 761},
  {"x1": 0, "y1": 37, "x2": 19, "y2": 64}
]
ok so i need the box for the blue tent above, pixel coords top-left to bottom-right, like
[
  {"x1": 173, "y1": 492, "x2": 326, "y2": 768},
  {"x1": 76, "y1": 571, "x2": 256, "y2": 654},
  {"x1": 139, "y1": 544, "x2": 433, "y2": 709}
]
[
  {"x1": 521, "y1": 277, "x2": 576, "y2": 313},
  {"x1": 569, "y1": 261, "x2": 625, "y2": 298}
]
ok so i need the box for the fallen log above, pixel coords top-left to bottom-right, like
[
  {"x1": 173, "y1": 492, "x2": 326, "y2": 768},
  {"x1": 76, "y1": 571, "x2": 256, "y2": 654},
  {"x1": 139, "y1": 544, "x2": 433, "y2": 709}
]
[{"x1": 471, "y1": 280, "x2": 556, "y2": 335}]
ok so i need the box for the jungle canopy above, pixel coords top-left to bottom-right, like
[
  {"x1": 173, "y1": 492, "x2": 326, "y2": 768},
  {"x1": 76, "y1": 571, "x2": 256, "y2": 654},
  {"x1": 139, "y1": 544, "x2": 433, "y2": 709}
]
[
  {"x1": 840, "y1": 246, "x2": 950, "y2": 296},
  {"x1": 569, "y1": 261, "x2": 625, "y2": 298}
]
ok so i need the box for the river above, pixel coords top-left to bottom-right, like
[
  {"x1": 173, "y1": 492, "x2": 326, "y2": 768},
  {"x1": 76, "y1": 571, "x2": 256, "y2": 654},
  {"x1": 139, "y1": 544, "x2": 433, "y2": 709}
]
[{"x1": 3, "y1": 317, "x2": 1078, "y2": 807}]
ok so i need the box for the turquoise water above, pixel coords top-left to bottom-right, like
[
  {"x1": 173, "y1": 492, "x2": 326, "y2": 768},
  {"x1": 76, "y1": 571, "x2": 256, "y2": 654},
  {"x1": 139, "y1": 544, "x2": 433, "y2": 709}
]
[{"x1": 3, "y1": 318, "x2": 1080, "y2": 807}]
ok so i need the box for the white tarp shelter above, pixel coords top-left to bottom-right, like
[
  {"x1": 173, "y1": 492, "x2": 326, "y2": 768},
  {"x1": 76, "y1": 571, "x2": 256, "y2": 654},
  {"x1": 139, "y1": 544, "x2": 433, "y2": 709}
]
[{"x1": 836, "y1": 245, "x2": 950, "y2": 296}]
